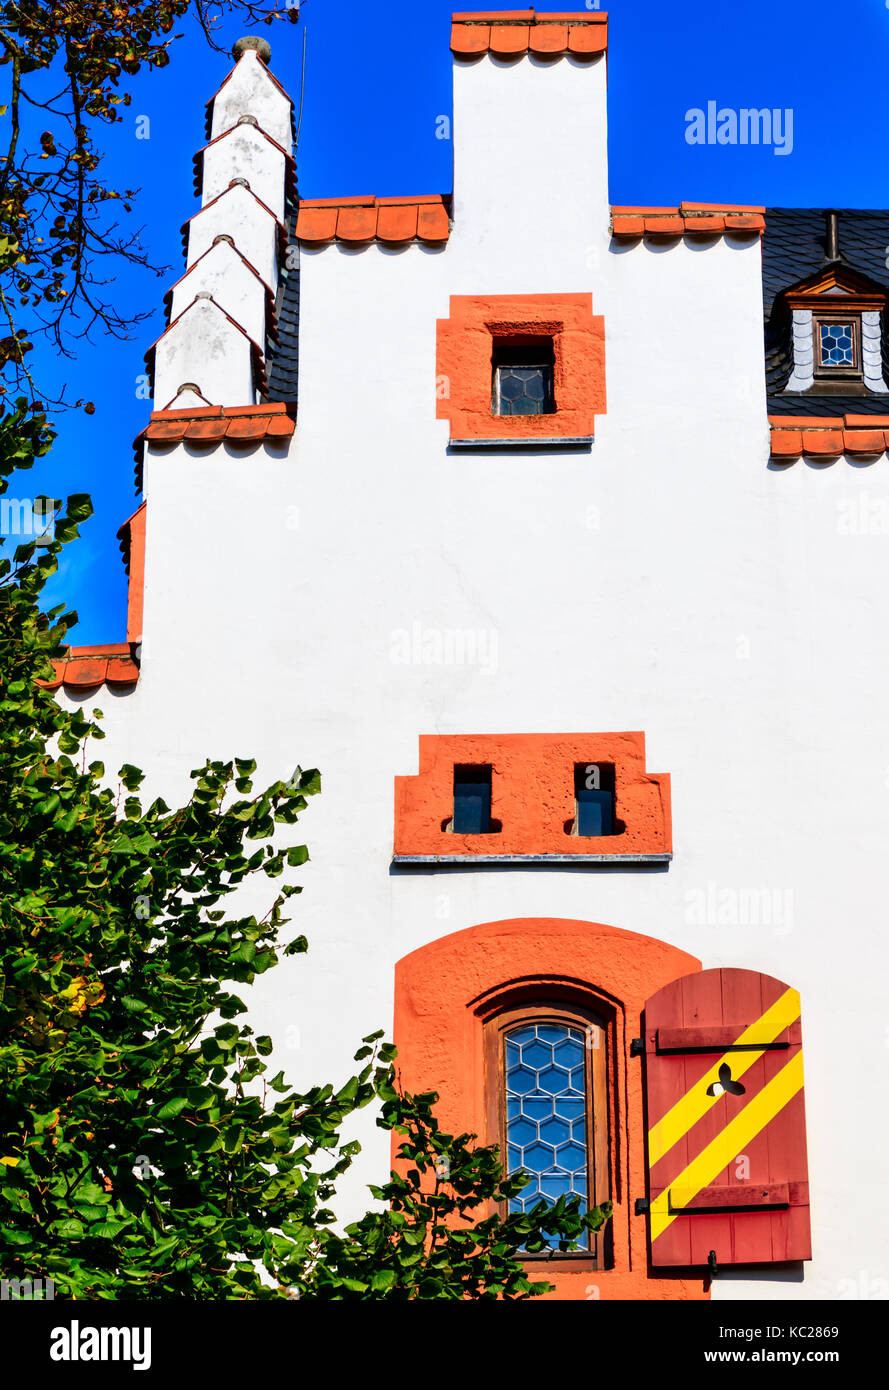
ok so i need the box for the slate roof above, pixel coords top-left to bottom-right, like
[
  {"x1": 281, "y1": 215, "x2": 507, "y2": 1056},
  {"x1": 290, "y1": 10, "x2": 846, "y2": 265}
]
[
  {"x1": 764, "y1": 208, "x2": 889, "y2": 416},
  {"x1": 266, "y1": 203, "x2": 299, "y2": 407}
]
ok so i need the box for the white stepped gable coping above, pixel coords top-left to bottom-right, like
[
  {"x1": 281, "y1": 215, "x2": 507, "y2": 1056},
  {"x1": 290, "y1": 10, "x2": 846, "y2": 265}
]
[
  {"x1": 194, "y1": 123, "x2": 294, "y2": 223},
  {"x1": 166, "y1": 239, "x2": 275, "y2": 352},
  {"x1": 207, "y1": 47, "x2": 294, "y2": 153},
  {"x1": 182, "y1": 182, "x2": 284, "y2": 288},
  {"x1": 148, "y1": 295, "x2": 266, "y2": 410}
]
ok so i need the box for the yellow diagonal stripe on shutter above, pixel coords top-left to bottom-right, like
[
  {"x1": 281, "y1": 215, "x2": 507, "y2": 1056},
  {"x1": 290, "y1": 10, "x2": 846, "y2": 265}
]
[
  {"x1": 647, "y1": 987, "x2": 801, "y2": 1167},
  {"x1": 649, "y1": 1049, "x2": 805, "y2": 1243}
]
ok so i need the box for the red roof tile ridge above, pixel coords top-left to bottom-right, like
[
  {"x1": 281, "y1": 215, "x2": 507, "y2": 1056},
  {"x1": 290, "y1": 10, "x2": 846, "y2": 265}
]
[
  {"x1": 768, "y1": 414, "x2": 844, "y2": 427},
  {"x1": 680, "y1": 201, "x2": 767, "y2": 213},
  {"x1": 67, "y1": 642, "x2": 132, "y2": 657},
  {"x1": 453, "y1": 10, "x2": 607, "y2": 21},
  {"x1": 299, "y1": 194, "x2": 446, "y2": 209},
  {"x1": 613, "y1": 204, "x2": 765, "y2": 215},
  {"x1": 844, "y1": 413, "x2": 889, "y2": 427}
]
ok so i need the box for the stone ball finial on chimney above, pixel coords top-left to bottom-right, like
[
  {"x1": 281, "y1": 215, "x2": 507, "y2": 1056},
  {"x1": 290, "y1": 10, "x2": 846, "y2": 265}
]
[{"x1": 232, "y1": 35, "x2": 272, "y2": 64}]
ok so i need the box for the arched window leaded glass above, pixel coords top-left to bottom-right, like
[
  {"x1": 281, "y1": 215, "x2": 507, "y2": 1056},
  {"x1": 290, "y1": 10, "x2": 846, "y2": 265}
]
[
  {"x1": 484, "y1": 1002, "x2": 611, "y2": 1266},
  {"x1": 505, "y1": 1022, "x2": 589, "y2": 1248}
]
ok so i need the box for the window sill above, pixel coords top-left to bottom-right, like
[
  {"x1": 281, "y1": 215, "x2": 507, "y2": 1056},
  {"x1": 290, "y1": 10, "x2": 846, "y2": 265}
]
[
  {"x1": 392, "y1": 852, "x2": 672, "y2": 864},
  {"x1": 448, "y1": 435, "x2": 594, "y2": 449}
]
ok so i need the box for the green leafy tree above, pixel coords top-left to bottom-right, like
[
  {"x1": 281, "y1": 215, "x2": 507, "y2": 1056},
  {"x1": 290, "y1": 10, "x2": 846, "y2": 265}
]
[{"x1": 0, "y1": 410, "x2": 611, "y2": 1299}]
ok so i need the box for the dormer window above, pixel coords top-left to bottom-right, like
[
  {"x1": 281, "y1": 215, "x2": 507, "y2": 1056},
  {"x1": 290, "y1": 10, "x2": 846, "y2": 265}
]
[
  {"x1": 769, "y1": 212, "x2": 889, "y2": 399},
  {"x1": 814, "y1": 315, "x2": 860, "y2": 376}
]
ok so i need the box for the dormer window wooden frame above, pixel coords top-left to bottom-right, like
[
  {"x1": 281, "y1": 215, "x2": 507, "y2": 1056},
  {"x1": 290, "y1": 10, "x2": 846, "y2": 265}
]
[
  {"x1": 782, "y1": 263, "x2": 887, "y2": 394},
  {"x1": 812, "y1": 312, "x2": 861, "y2": 379}
]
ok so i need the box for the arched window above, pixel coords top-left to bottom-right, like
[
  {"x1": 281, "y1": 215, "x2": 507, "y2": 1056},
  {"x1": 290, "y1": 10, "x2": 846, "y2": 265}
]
[{"x1": 484, "y1": 1002, "x2": 611, "y2": 1267}]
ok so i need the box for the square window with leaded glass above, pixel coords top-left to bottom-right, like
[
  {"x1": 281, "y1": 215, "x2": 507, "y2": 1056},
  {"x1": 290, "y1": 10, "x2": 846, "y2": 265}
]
[
  {"x1": 491, "y1": 338, "x2": 556, "y2": 417},
  {"x1": 813, "y1": 315, "x2": 860, "y2": 374}
]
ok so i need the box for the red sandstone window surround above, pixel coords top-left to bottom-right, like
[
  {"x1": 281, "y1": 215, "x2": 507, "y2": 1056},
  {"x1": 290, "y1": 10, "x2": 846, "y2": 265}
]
[
  {"x1": 393, "y1": 733, "x2": 671, "y2": 862},
  {"x1": 393, "y1": 918, "x2": 708, "y2": 1301},
  {"x1": 435, "y1": 294, "x2": 606, "y2": 447}
]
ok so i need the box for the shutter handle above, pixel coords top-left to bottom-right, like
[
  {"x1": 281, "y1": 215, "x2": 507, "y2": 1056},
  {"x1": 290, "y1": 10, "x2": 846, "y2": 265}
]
[{"x1": 708, "y1": 1250, "x2": 718, "y2": 1277}]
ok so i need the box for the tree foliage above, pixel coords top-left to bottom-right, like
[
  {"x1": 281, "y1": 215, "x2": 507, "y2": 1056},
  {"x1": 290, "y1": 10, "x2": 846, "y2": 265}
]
[
  {"x1": 0, "y1": 411, "x2": 611, "y2": 1299},
  {"x1": 0, "y1": 0, "x2": 302, "y2": 407}
]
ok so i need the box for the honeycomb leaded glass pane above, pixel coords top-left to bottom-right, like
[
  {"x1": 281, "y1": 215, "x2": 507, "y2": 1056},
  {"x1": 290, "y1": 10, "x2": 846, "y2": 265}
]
[
  {"x1": 504, "y1": 1022, "x2": 589, "y2": 1249},
  {"x1": 819, "y1": 321, "x2": 855, "y2": 367},
  {"x1": 494, "y1": 363, "x2": 555, "y2": 416}
]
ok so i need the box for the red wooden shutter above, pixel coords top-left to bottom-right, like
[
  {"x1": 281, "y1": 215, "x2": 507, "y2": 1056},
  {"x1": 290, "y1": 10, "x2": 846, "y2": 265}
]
[{"x1": 642, "y1": 967, "x2": 811, "y2": 1267}]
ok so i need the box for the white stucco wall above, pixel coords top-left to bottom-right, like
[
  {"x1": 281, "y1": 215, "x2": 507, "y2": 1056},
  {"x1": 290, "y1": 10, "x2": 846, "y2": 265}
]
[{"x1": 69, "y1": 50, "x2": 889, "y2": 1301}]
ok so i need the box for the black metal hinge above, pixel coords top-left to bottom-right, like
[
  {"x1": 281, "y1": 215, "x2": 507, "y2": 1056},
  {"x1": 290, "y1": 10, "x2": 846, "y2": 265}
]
[
  {"x1": 634, "y1": 1197, "x2": 650, "y2": 1215},
  {"x1": 630, "y1": 1037, "x2": 644, "y2": 1057}
]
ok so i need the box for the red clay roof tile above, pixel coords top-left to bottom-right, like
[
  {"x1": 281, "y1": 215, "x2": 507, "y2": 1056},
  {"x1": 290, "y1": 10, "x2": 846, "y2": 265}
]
[
  {"x1": 143, "y1": 403, "x2": 295, "y2": 447},
  {"x1": 490, "y1": 22, "x2": 531, "y2": 52},
  {"x1": 724, "y1": 213, "x2": 766, "y2": 231},
  {"x1": 106, "y1": 654, "x2": 141, "y2": 685},
  {"x1": 611, "y1": 214, "x2": 645, "y2": 236},
  {"x1": 801, "y1": 429, "x2": 845, "y2": 455},
  {"x1": 225, "y1": 414, "x2": 269, "y2": 439},
  {"x1": 769, "y1": 413, "x2": 889, "y2": 461},
  {"x1": 769, "y1": 430, "x2": 804, "y2": 458},
  {"x1": 843, "y1": 430, "x2": 886, "y2": 455},
  {"x1": 644, "y1": 215, "x2": 685, "y2": 235},
  {"x1": 149, "y1": 418, "x2": 188, "y2": 442},
  {"x1": 417, "y1": 201, "x2": 451, "y2": 241},
  {"x1": 337, "y1": 203, "x2": 380, "y2": 242},
  {"x1": 184, "y1": 417, "x2": 229, "y2": 442},
  {"x1": 450, "y1": 22, "x2": 491, "y2": 53},
  {"x1": 530, "y1": 23, "x2": 568, "y2": 52},
  {"x1": 568, "y1": 23, "x2": 607, "y2": 53},
  {"x1": 296, "y1": 196, "x2": 450, "y2": 246},
  {"x1": 612, "y1": 206, "x2": 766, "y2": 239},
  {"x1": 36, "y1": 643, "x2": 140, "y2": 692},
  {"x1": 451, "y1": 11, "x2": 607, "y2": 56},
  {"x1": 135, "y1": 403, "x2": 295, "y2": 491},
  {"x1": 377, "y1": 202, "x2": 420, "y2": 243},
  {"x1": 295, "y1": 205, "x2": 338, "y2": 242}
]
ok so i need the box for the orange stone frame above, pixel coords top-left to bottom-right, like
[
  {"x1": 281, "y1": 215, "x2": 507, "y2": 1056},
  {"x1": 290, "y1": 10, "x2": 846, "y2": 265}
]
[
  {"x1": 393, "y1": 918, "x2": 708, "y2": 1300},
  {"x1": 393, "y1": 732, "x2": 672, "y2": 862},
  {"x1": 435, "y1": 293, "x2": 606, "y2": 445}
]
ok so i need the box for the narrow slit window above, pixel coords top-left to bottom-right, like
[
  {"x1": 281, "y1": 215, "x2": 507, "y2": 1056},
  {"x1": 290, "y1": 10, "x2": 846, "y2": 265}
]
[
  {"x1": 452, "y1": 764, "x2": 493, "y2": 834},
  {"x1": 572, "y1": 763, "x2": 616, "y2": 837},
  {"x1": 492, "y1": 337, "x2": 556, "y2": 417}
]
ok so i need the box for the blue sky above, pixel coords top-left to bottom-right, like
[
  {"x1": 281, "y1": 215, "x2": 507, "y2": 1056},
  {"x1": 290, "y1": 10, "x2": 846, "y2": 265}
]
[{"x1": 15, "y1": 0, "x2": 889, "y2": 643}]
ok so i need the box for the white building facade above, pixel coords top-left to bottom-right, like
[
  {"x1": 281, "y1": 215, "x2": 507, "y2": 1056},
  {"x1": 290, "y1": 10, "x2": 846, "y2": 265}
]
[{"x1": 48, "y1": 14, "x2": 889, "y2": 1301}]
